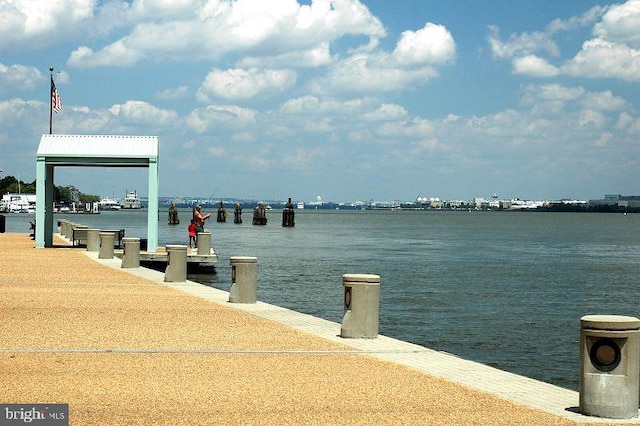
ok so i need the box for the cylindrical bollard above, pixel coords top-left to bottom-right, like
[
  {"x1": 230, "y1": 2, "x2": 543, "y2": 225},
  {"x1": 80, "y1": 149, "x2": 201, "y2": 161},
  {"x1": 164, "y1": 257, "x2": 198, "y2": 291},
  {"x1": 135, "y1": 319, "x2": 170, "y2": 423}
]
[
  {"x1": 98, "y1": 232, "x2": 115, "y2": 259},
  {"x1": 197, "y1": 231, "x2": 211, "y2": 255},
  {"x1": 165, "y1": 245, "x2": 187, "y2": 282},
  {"x1": 121, "y1": 237, "x2": 141, "y2": 268},
  {"x1": 73, "y1": 225, "x2": 87, "y2": 246},
  {"x1": 61, "y1": 221, "x2": 71, "y2": 239},
  {"x1": 341, "y1": 274, "x2": 380, "y2": 339},
  {"x1": 580, "y1": 315, "x2": 640, "y2": 419},
  {"x1": 229, "y1": 256, "x2": 257, "y2": 303},
  {"x1": 86, "y1": 229, "x2": 100, "y2": 252}
]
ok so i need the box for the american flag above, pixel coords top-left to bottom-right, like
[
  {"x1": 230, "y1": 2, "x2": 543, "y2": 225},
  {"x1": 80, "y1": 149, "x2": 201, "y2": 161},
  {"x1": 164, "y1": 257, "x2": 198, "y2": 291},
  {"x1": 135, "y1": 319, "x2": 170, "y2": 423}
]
[{"x1": 51, "y1": 78, "x2": 62, "y2": 113}]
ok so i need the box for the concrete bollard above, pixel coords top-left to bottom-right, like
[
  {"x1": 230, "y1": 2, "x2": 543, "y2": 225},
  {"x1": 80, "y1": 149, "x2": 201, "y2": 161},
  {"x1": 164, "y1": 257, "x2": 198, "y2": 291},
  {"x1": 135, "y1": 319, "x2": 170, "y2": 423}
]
[
  {"x1": 72, "y1": 225, "x2": 88, "y2": 246},
  {"x1": 229, "y1": 256, "x2": 257, "y2": 303},
  {"x1": 164, "y1": 245, "x2": 187, "y2": 282},
  {"x1": 86, "y1": 229, "x2": 100, "y2": 252},
  {"x1": 341, "y1": 274, "x2": 380, "y2": 339},
  {"x1": 68, "y1": 223, "x2": 80, "y2": 240},
  {"x1": 197, "y1": 231, "x2": 211, "y2": 255},
  {"x1": 121, "y1": 237, "x2": 141, "y2": 268},
  {"x1": 61, "y1": 220, "x2": 71, "y2": 239},
  {"x1": 580, "y1": 315, "x2": 640, "y2": 419},
  {"x1": 98, "y1": 232, "x2": 115, "y2": 259}
]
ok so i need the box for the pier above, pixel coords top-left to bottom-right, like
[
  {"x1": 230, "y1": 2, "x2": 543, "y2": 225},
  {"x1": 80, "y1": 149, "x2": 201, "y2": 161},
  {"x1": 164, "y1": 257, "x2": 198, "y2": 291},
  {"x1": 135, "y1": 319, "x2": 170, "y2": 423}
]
[
  {"x1": 0, "y1": 232, "x2": 636, "y2": 424},
  {"x1": 56, "y1": 218, "x2": 218, "y2": 270}
]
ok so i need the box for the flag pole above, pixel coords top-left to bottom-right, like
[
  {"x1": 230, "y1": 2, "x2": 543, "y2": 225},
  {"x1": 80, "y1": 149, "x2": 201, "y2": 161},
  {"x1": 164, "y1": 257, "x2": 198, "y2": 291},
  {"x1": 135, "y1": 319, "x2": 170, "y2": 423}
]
[{"x1": 49, "y1": 67, "x2": 54, "y2": 135}]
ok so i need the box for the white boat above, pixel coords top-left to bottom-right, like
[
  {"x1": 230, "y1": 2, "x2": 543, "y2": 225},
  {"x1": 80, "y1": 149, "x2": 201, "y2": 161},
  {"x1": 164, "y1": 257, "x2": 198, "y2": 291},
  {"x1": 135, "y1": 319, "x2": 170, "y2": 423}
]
[
  {"x1": 121, "y1": 190, "x2": 142, "y2": 209},
  {"x1": 297, "y1": 201, "x2": 305, "y2": 209},
  {"x1": 99, "y1": 198, "x2": 121, "y2": 211},
  {"x1": 1, "y1": 193, "x2": 36, "y2": 213}
]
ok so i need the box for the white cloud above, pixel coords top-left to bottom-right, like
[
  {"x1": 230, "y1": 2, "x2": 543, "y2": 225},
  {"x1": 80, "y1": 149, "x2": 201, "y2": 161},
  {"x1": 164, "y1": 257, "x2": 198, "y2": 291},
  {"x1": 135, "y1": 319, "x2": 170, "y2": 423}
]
[
  {"x1": 208, "y1": 146, "x2": 226, "y2": 158},
  {"x1": 593, "y1": 0, "x2": 640, "y2": 48},
  {"x1": 0, "y1": 0, "x2": 95, "y2": 49},
  {"x1": 129, "y1": 0, "x2": 196, "y2": 19},
  {"x1": 512, "y1": 55, "x2": 559, "y2": 77},
  {"x1": 533, "y1": 84, "x2": 585, "y2": 102},
  {"x1": 68, "y1": 42, "x2": 143, "y2": 68},
  {"x1": 155, "y1": 86, "x2": 190, "y2": 100},
  {"x1": 310, "y1": 53, "x2": 441, "y2": 95},
  {"x1": 392, "y1": 23, "x2": 456, "y2": 66},
  {"x1": 186, "y1": 104, "x2": 257, "y2": 133},
  {"x1": 489, "y1": 1, "x2": 640, "y2": 82},
  {"x1": 546, "y1": 6, "x2": 604, "y2": 33},
  {"x1": 375, "y1": 117, "x2": 435, "y2": 139},
  {"x1": 0, "y1": 63, "x2": 43, "y2": 90},
  {"x1": 65, "y1": 0, "x2": 385, "y2": 68},
  {"x1": 362, "y1": 103, "x2": 408, "y2": 121},
  {"x1": 594, "y1": 131, "x2": 613, "y2": 147},
  {"x1": 561, "y1": 38, "x2": 640, "y2": 82},
  {"x1": 579, "y1": 109, "x2": 607, "y2": 128},
  {"x1": 582, "y1": 90, "x2": 628, "y2": 111},
  {"x1": 308, "y1": 21, "x2": 455, "y2": 96},
  {"x1": 238, "y1": 43, "x2": 333, "y2": 68},
  {"x1": 487, "y1": 25, "x2": 559, "y2": 60},
  {"x1": 196, "y1": 68, "x2": 297, "y2": 101},
  {"x1": 108, "y1": 100, "x2": 178, "y2": 126},
  {"x1": 279, "y1": 96, "x2": 372, "y2": 115},
  {"x1": 0, "y1": 98, "x2": 43, "y2": 131}
]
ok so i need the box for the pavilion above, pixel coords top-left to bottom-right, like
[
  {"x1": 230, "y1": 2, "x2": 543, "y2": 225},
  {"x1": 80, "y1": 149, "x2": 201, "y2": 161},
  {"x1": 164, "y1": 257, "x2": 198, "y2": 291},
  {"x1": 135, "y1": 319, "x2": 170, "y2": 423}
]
[{"x1": 35, "y1": 134, "x2": 159, "y2": 251}]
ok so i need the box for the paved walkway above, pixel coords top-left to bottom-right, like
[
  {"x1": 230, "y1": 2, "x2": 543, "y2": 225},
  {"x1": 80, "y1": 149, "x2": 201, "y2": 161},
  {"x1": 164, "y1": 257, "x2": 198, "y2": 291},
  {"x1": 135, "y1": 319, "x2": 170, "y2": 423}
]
[{"x1": 0, "y1": 233, "x2": 637, "y2": 425}]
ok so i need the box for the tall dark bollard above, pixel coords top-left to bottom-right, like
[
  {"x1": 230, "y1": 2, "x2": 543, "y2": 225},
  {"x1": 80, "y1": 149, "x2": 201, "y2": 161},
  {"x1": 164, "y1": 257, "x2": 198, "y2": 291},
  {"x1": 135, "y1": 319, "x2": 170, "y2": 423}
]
[
  {"x1": 234, "y1": 203, "x2": 243, "y2": 224},
  {"x1": 252, "y1": 202, "x2": 267, "y2": 225},
  {"x1": 282, "y1": 209, "x2": 295, "y2": 227},
  {"x1": 282, "y1": 197, "x2": 295, "y2": 227},
  {"x1": 168, "y1": 202, "x2": 179, "y2": 225},
  {"x1": 217, "y1": 201, "x2": 227, "y2": 223}
]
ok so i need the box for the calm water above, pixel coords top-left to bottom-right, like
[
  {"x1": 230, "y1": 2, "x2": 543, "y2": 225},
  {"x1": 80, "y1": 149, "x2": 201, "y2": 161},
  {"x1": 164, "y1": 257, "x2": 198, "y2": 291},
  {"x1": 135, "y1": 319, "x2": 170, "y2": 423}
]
[{"x1": 5, "y1": 208, "x2": 640, "y2": 390}]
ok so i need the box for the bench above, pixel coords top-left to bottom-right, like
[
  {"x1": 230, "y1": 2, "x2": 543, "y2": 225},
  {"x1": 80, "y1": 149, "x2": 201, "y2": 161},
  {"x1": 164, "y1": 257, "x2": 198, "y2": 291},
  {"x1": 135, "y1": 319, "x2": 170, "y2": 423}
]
[{"x1": 72, "y1": 228, "x2": 125, "y2": 248}]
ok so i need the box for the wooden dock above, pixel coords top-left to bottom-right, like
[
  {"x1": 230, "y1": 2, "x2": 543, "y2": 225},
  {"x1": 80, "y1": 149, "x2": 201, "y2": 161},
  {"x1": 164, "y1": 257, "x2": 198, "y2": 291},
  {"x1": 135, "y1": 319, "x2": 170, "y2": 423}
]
[{"x1": 115, "y1": 247, "x2": 219, "y2": 271}]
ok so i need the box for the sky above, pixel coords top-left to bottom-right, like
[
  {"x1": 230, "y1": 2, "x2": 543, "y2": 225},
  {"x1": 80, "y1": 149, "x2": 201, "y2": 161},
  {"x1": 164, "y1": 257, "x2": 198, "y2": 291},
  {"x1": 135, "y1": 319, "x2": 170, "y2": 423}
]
[{"x1": 1, "y1": 0, "x2": 640, "y2": 203}]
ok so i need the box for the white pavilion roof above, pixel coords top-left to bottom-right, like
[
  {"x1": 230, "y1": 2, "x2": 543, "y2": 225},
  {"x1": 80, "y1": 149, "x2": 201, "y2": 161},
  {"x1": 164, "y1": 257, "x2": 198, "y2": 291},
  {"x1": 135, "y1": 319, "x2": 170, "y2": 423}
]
[{"x1": 37, "y1": 134, "x2": 158, "y2": 159}]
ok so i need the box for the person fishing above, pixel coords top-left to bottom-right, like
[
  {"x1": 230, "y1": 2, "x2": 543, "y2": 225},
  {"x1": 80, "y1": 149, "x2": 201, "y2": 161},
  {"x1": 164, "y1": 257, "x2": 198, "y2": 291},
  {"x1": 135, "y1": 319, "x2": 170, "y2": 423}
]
[{"x1": 192, "y1": 205, "x2": 211, "y2": 247}]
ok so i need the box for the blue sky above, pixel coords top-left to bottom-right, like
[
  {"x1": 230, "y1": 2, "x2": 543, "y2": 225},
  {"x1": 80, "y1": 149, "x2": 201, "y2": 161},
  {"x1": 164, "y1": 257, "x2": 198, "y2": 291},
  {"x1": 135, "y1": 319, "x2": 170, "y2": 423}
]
[{"x1": 1, "y1": 0, "x2": 639, "y2": 203}]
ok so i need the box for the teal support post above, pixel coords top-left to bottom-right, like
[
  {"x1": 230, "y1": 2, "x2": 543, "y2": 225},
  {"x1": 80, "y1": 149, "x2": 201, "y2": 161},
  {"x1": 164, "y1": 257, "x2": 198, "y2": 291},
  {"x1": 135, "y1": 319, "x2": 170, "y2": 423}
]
[
  {"x1": 35, "y1": 159, "x2": 54, "y2": 248},
  {"x1": 147, "y1": 157, "x2": 159, "y2": 252},
  {"x1": 44, "y1": 165, "x2": 54, "y2": 247},
  {"x1": 35, "y1": 158, "x2": 46, "y2": 248}
]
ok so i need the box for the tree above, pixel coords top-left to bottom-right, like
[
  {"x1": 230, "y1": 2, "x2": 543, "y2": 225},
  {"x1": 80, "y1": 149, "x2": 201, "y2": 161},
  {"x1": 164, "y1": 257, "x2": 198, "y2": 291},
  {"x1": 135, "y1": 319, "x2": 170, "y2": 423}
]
[{"x1": 0, "y1": 175, "x2": 99, "y2": 204}]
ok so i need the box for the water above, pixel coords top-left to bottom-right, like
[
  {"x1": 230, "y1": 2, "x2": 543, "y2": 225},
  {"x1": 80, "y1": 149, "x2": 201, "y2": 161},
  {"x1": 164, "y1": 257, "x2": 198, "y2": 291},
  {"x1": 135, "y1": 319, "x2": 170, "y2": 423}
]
[{"x1": 4, "y1": 209, "x2": 640, "y2": 390}]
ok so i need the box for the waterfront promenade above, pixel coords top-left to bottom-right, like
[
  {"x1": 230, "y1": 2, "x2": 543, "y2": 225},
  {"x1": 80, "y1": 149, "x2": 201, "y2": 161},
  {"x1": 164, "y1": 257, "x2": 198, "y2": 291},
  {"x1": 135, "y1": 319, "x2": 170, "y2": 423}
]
[{"x1": 0, "y1": 233, "x2": 637, "y2": 425}]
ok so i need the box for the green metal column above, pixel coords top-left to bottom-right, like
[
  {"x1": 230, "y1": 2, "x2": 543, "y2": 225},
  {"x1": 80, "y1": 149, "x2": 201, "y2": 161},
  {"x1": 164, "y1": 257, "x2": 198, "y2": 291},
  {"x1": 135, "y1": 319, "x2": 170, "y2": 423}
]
[
  {"x1": 35, "y1": 160, "x2": 54, "y2": 248},
  {"x1": 147, "y1": 157, "x2": 159, "y2": 252},
  {"x1": 35, "y1": 158, "x2": 46, "y2": 248},
  {"x1": 44, "y1": 165, "x2": 54, "y2": 247}
]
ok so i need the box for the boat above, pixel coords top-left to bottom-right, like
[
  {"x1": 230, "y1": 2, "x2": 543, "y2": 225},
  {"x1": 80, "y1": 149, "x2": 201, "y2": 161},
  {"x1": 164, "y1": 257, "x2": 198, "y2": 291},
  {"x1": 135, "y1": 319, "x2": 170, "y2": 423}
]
[
  {"x1": 121, "y1": 190, "x2": 142, "y2": 209},
  {"x1": 1, "y1": 193, "x2": 36, "y2": 213},
  {"x1": 297, "y1": 201, "x2": 305, "y2": 209},
  {"x1": 99, "y1": 198, "x2": 121, "y2": 211}
]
